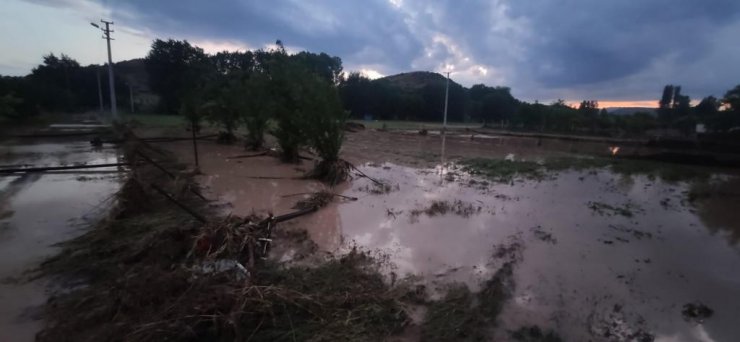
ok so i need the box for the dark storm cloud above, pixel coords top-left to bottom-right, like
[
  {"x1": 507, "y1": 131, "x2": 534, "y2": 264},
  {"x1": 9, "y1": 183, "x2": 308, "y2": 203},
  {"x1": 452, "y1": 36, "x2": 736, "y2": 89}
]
[
  {"x1": 504, "y1": 0, "x2": 740, "y2": 87},
  {"x1": 24, "y1": 0, "x2": 740, "y2": 100},
  {"x1": 104, "y1": 0, "x2": 422, "y2": 71}
]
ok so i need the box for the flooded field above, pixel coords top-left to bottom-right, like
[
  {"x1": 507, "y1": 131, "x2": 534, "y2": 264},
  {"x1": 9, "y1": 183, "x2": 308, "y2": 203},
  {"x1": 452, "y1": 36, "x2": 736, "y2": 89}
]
[
  {"x1": 155, "y1": 128, "x2": 740, "y2": 341},
  {"x1": 0, "y1": 137, "x2": 122, "y2": 341}
]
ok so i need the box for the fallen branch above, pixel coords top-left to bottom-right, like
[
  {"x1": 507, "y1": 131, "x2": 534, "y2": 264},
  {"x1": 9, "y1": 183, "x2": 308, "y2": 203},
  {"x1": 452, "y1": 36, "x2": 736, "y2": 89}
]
[
  {"x1": 150, "y1": 183, "x2": 207, "y2": 223},
  {"x1": 343, "y1": 159, "x2": 386, "y2": 187},
  {"x1": 281, "y1": 192, "x2": 358, "y2": 201},
  {"x1": 226, "y1": 151, "x2": 268, "y2": 159},
  {"x1": 0, "y1": 162, "x2": 129, "y2": 174},
  {"x1": 242, "y1": 176, "x2": 304, "y2": 180}
]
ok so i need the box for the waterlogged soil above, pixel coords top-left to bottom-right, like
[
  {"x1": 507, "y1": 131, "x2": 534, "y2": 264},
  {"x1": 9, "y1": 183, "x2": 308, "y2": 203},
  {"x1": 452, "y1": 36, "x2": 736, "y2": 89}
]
[
  {"x1": 339, "y1": 162, "x2": 740, "y2": 341},
  {"x1": 0, "y1": 138, "x2": 122, "y2": 341}
]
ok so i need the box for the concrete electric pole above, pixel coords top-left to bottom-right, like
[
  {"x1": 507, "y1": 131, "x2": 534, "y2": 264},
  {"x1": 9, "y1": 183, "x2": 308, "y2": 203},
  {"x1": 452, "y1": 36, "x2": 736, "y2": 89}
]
[
  {"x1": 96, "y1": 66, "x2": 104, "y2": 115},
  {"x1": 91, "y1": 20, "x2": 118, "y2": 120}
]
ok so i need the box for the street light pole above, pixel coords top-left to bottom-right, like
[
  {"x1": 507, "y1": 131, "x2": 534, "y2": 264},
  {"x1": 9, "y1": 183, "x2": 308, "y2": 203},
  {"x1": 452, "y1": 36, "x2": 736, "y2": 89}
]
[
  {"x1": 91, "y1": 20, "x2": 117, "y2": 120},
  {"x1": 443, "y1": 71, "x2": 450, "y2": 133}
]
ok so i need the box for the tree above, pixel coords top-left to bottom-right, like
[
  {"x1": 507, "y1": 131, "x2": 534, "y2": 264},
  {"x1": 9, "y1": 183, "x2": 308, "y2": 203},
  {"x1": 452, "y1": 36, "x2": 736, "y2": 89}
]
[
  {"x1": 578, "y1": 100, "x2": 600, "y2": 133},
  {"x1": 0, "y1": 93, "x2": 23, "y2": 121},
  {"x1": 240, "y1": 72, "x2": 274, "y2": 149},
  {"x1": 658, "y1": 85, "x2": 675, "y2": 125},
  {"x1": 339, "y1": 72, "x2": 374, "y2": 118},
  {"x1": 695, "y1": 96, "x2": 719, "y2": 117},
  {"x1": 291, "y1": 51, "x2": 344, "y2": 85},
  {"x1": 146, "y1": 39, "x2": 210, "y2": 114},
  {"x1": 469, "y1": 84, "x2": 518, "y2": 125},
  {"x1": 211, "y1": 50, "x2": 255, "y2": 75},
  {"x1": 722, "y1": 85, "x2": 740, "y2": 113}
]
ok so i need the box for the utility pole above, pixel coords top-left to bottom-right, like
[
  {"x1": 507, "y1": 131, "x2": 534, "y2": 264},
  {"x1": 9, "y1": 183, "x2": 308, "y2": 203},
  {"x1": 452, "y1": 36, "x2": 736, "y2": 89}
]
[
  {"x1": 91, "y1": 20, "x2": 117, "y2": 120},
  {"x1": 128, "y1": 83, "x2": 135, "y2": 113},
  {"x1": 440, "y1": 71, "x2": 451, "y2": 170},
  {"x1": 443, "y1": 71, "x2": 450, "y2": 134},
  {"x1": 96, "y1": 66, "x2": 104, "y2": 115}
]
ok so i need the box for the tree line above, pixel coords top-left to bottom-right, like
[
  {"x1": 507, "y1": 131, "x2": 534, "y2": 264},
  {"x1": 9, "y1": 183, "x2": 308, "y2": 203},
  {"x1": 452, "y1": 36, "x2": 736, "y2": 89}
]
[{"x1": 2, "y1": 38, "x2": 740, "y2": 139}]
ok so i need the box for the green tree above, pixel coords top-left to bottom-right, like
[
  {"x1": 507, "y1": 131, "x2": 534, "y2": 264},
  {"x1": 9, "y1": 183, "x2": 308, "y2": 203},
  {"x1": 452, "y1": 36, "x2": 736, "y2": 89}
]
[
  {"x1": 240, "y1": 72, "x2": 273, "y2": 150},
  {"x1": 146, "y1": 39, "x2": 210, "y2": 114},
  {"x1": 292, "y1": 51, "x2": 344, "y2": 85}
]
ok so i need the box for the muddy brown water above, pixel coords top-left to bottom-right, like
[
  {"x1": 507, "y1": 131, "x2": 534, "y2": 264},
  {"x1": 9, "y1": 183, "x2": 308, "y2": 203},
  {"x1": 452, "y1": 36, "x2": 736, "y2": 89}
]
[
  {"x1": 0, "y1": 138, "x2": 122, "y2": 341},
  {"x1": 338, "y1": 162, "x2": 740, "y2": 341}
]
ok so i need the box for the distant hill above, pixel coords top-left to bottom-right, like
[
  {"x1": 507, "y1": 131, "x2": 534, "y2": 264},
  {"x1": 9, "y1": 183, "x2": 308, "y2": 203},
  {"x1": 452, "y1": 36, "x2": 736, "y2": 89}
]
[
  {"x1": 376, "y1": 71, "x2": 463, "y2": 90},
  {"x1": 605, "y1": 107, "x2": 657, "y2": 116}
]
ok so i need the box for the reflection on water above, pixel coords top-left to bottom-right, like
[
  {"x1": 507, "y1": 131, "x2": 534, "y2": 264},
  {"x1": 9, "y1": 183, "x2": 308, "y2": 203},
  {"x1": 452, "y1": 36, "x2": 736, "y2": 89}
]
[
  {"x1": 0, "y1": 138, "x2": 122, "y2": 342},
  {"x1": 691, "y1": 177, "x2": 740, "y2": 246},
  {"x1": 338, "y1": 162, "x2": 740, "y2": 341}
]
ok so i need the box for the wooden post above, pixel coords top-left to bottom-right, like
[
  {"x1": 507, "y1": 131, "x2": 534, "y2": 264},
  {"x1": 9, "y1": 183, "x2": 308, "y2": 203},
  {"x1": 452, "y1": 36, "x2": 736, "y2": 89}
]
[{"x1": 192, "y1": 121, "x2": 200, "y2": 168}]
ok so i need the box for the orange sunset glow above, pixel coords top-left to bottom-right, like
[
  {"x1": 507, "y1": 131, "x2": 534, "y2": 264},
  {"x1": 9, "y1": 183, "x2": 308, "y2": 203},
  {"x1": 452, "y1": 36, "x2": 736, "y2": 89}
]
[{"x1": 566, "y1": 100, "x2": 658, "y2": 108}]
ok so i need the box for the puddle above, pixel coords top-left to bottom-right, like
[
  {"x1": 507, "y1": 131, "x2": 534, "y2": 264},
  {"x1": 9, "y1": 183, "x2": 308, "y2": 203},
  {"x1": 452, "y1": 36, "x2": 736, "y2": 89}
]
[
  {"x1": 0, "y1": 138, "x2": 122, "y2": 341},
  {"x1": 337, "y1": 162, "x2": 740, "y2": 341}
]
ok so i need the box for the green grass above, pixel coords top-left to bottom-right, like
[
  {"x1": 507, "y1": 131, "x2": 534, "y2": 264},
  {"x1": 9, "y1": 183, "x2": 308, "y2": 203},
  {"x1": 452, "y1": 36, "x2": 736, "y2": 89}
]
[
  {"x1": 350, "y1": 119, "x2": 482, "y2": 130},
  {"x1": 122, "y1": 113, "x2": 186, "y2": 127}
]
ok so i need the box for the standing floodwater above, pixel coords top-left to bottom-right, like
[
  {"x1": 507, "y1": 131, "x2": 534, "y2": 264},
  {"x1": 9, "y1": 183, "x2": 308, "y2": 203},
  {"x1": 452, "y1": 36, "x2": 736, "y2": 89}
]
[
  {"x1": 0, "y1": 136, "x2": 122, "y2": 341},
  {"x1": 338, "y1": 161, "x2": 740, "y2": 341}
]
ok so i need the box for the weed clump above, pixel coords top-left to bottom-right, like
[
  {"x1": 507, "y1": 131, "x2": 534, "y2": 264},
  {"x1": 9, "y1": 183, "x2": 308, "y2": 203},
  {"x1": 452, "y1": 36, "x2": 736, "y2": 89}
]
[
  {"x1": 410, "y1": 200, "x2": 481, "y2": 220},
  {"x1": 421, "y1": 261, "x2": 516, "y2": 341},
  {"x1": 461, "y1": 158, "x2": 544, "y2": 183},
  {"x1": 587, "y1": 201, "x2": 641, "y2": 217}
]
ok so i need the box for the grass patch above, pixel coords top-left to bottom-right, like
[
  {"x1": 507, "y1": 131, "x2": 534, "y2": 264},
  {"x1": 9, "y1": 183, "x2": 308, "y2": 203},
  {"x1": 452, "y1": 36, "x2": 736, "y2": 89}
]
[
  {"x1": 461, "y1": 158, "x2": 544, "y2": 183},
  {"x1": 461, "y1": 156, "x2": 712, "y2": 184}
]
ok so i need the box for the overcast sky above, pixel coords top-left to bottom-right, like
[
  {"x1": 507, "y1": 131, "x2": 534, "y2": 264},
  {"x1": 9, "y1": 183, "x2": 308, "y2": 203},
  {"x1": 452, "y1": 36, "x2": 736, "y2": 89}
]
[{"x1": 2, "y1": 0, "x2": 740, "y2": 105}]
